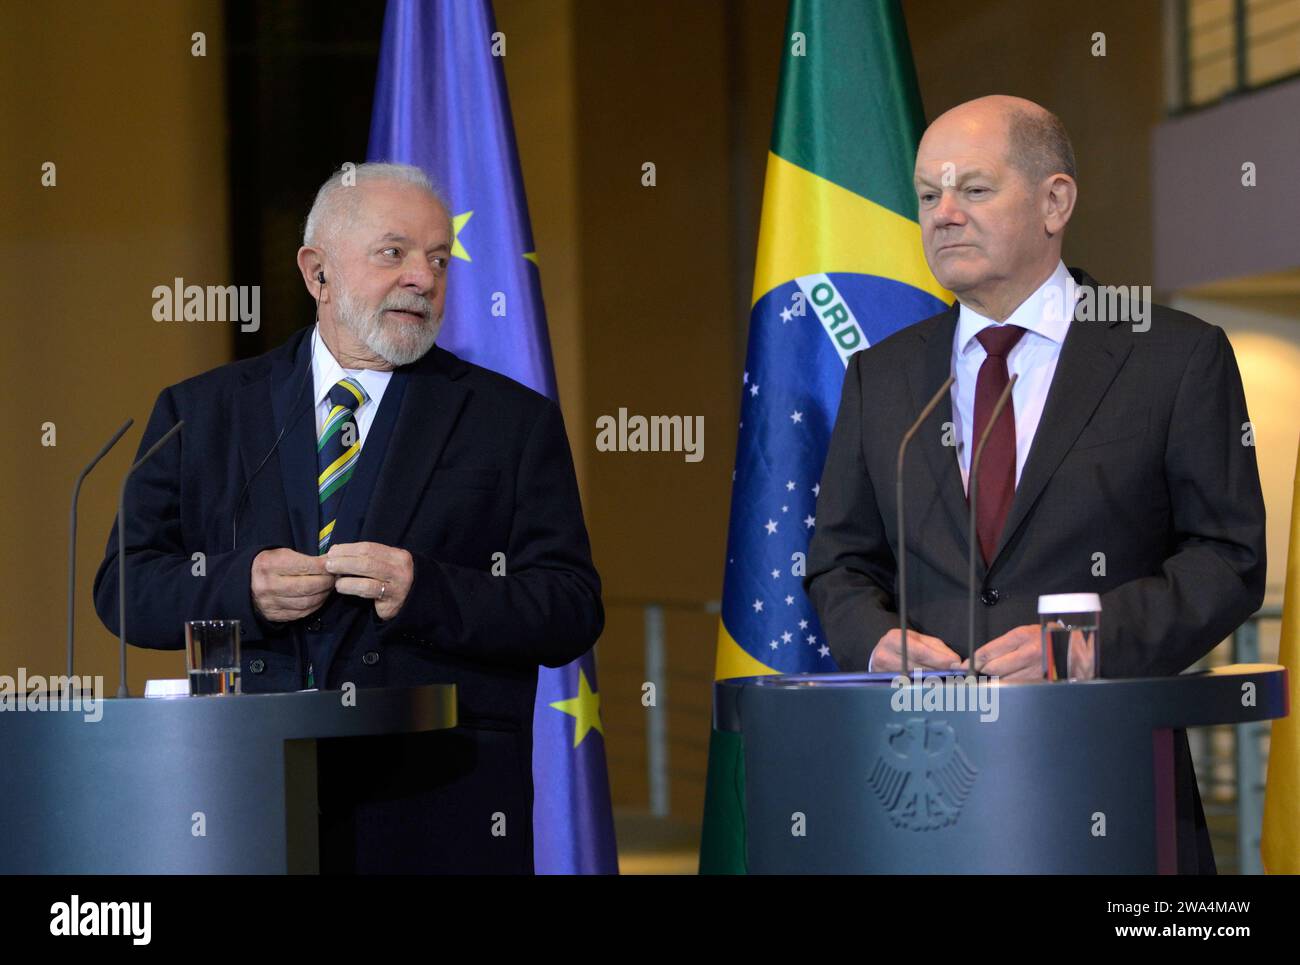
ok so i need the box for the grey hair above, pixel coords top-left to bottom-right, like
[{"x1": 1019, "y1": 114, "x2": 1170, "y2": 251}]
[
  {"x1": 1006, "y1": 107, "x2": 1078, "y2": 185},
  {"x1": 303, "y1": 162, "x2": 450, "y2": 247}
]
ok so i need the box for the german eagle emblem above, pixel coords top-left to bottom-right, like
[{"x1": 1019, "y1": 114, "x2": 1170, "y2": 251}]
[{"x1": 867, "y1": 719, "x2": 977, "y2": 831}]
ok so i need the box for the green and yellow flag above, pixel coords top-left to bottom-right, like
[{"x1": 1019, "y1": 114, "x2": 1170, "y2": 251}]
[
  {"x1": 699, "y1": 0, "x2": 946, "y2": 874},
  {"x1": 1262, "y1": 437, "x2": 1300, "y2": 873}
]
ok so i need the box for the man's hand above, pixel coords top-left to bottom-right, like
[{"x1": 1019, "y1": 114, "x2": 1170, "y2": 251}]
[
  {"x1": 324, "y1": 541, "x2": 414, "y2": 621},
  {"x1": 251, "y1": 548, "x2": 335, "y2": 623},
  {"x1": 870, "y1": 628, "x2": 961, "y2": 674},
  {"x1": 959, "y1": 623, "x2": 1044, "y2": 680}
]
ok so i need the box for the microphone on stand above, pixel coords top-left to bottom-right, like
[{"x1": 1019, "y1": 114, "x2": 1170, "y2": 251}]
[
  {"x1": 967, "y1": 374, "x2": 1018, "y2": 678},
  {"x1": 116, "y1": 421, "x2": 184, "y2": 698},
  {"x1": 67, "y1": 418, "x2": 134, "y2": 687},
  {"x1": 895, "y1": 375, "x2": 955, "y2": 676}
]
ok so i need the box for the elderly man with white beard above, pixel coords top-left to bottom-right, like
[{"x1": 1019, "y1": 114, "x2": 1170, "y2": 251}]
[{"x1": 94, "y1": 162, "x2": 604, "y2": 874}]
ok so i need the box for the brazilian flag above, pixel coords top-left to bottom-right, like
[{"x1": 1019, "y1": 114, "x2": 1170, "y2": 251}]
[{"x1": 699, "y1": 0, "x2": 948, "y2": 874}]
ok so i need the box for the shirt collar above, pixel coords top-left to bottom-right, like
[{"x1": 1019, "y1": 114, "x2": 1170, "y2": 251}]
[
  {"x1": 955, "y1": 260, "x2": 1075, "y2": 356},
  {"x1": 311, "y1": 325, "x2": 390, "y2": 410}
]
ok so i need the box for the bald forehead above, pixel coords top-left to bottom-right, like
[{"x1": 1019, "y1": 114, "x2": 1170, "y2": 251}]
[
  {"x1": 914, "y1": 122, "x2": 1008, "y2": 189},
  {"x1": 917, "y1": 96, "x2": 1076, "y2": 188},
  {"x1": 919, "y1": 104, "x2": 1011, "y2": 159},
  {"x1": 915, "y1": 94, "x2": 1060, "y2": 168}
]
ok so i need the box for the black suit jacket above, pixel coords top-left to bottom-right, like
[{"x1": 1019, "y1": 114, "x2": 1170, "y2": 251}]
[
  {"x1": 93, "y1": 325, "x2": 604, "y2": 873},
  {"x1": 806, "y1": 268, "x2": 1266, "y2": 872}
]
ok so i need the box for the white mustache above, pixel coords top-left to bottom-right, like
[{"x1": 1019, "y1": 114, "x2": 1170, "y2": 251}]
[{"x1": 380, "y1": 296, "x2": 431, "y2": 318}]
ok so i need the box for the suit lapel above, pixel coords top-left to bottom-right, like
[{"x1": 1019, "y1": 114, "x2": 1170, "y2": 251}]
[
  {"x1": 361, "y1": 346, "x2": 472, "y2": 547},
  {"x1": 989, "y1": 269, "x2": 1132, "y2": 567},
  {"x1": 905, "y1": 304, "x2": 977, "y2": 569},
  {"x1": 234, "y1": 328, "x2": 312, "y2": 553}
]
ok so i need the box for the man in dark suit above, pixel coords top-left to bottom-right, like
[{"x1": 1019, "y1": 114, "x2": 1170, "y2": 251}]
[
  {"x1": 93, "y1": 162, "x2": 603, "y2": 874},
  {"x1": 805, "y1": 96, "x2": 1265, "y2": 873}
]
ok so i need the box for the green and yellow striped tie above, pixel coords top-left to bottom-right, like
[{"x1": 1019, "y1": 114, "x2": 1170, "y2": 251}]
[{"x1": 317, "y1": 376, "x2": 368, "y2": 554}]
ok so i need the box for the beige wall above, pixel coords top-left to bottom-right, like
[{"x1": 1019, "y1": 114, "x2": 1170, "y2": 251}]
[{"x1": 0, "y1": 1, "x2": 231, "y2": 690}]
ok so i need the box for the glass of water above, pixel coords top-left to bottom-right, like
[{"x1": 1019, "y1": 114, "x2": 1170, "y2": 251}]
[
  {"x1": 1038, "y1": 594, "x2": 1100, "y2": 681},
  {"x1": 184, "y1": 620, "x2": 241, "y2": 695}
]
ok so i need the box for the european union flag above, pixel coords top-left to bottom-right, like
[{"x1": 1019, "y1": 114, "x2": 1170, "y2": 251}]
[{"x1": 368, "y1": 0, "x2": 617, "y2": 874}]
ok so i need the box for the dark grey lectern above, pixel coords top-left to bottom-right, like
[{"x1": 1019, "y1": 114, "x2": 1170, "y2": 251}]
[
  {"x1": 0, "y1": 685, "x2": 456, "y2": 873},
  {"x1": 714, "y1": 665, "x2": 1287, "y2": 873}
]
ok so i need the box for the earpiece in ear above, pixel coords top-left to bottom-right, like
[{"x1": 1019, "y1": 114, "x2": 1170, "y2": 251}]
[{"x1": 313, "y1": 270, "x2": 326, "y2": 324}]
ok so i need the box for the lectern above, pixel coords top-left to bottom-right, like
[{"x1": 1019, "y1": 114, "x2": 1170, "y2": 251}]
[
  {"x1": 0, "y1": 685, "x2": 456, "y2": 873},
  {"x1": 713, "y1": 665, "x2": 1287, "y2": 873}
]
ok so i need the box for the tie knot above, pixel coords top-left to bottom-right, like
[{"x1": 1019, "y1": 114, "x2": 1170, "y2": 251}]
[
  {"x1": 328, "y1": 377, "x2": 368, "y2": 411},
  {"x1": 975, "y1": 324, "x2": 1026, "y2": 359}
]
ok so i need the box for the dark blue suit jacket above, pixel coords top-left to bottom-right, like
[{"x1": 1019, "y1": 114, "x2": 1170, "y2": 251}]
[{"x1": 93, "y1": 326, "x2": 604, "y2": 873}]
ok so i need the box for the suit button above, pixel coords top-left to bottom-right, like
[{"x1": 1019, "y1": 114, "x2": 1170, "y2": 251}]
[
  {"x1": 249, "y1": 658, "x2": 265, "y2": 674},
  {"x1": 306, "y1": 617, "x2": 323, "y2": 632},
  {"x1": 980, "y1": 588, "x2": 999, "y2": 606},
  {"x1": 362, "y1": 650, "x2": 380, "y2": 666}
]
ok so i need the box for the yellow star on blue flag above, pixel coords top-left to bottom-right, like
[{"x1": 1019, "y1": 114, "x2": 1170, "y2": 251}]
[
  {"x1": 549, "y1": 668, "x2": 603, "y2": 748},
  {"x1": 451, "y1": 210, "x2": 473, "y2": 261}
]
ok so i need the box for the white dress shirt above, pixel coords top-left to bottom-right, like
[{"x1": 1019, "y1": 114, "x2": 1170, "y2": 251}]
[
  {"x1": 311, "y1": 325, "x2": 392, "y2": 446},
  {"x1": 951, "y1": 260, "x2": 1077, "y2": 494},
  {"x1": 870, "y1": 262, "x2": 1077, "y2": 672}
]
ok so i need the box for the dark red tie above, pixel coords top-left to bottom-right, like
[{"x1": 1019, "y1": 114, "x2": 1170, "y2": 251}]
[{"x1": 972, "y1": 324, "x2": 1026, "y2": 564}]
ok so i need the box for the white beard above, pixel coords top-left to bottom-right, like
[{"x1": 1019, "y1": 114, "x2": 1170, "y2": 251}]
[{"x1": 333, "y1": 282, "x2": 442, "y2": 367}]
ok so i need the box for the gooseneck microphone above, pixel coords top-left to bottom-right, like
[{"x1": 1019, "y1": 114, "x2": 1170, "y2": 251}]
[
  {"x1": 967, "y1": 374, "x2": 1018, "y2": 678},
  {"x1": 895, "y1": 375, "x2": 955, "y2": 676},
  {"x1": 67, "y1": 418, "x2": 134, "y2": 682},
  {"x1": 117, "y1": 421, "x2": 184, "y2": 698}
]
